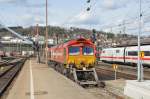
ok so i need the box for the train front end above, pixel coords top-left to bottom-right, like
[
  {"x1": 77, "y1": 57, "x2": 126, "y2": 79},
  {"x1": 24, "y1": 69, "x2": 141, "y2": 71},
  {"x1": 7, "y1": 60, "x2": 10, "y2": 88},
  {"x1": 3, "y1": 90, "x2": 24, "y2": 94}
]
[
  {"x1": 66, "y1": 38, "x2": 99, "y2": 85},
  {"x1": 68, "y1": 46, "x2": 96, "y2": 70},
  {"x1": 67, "y1": 38, "x2": 96, "y2": 70}
]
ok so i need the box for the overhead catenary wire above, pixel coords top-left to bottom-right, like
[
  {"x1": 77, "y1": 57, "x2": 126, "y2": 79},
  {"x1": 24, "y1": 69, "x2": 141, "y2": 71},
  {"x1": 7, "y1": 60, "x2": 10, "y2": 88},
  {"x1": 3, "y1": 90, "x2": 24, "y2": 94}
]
[
  {"x1": 59, "y1": 0, "x2": 150, "y2": 35},
  {"x1": 91, "y1": 0, "x2": 150, "y2": 33}
]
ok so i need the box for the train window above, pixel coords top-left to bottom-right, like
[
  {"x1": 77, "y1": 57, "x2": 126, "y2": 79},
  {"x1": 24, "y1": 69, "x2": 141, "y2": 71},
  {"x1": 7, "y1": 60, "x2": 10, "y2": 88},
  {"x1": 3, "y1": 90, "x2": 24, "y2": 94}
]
[
  {"x1": 83, "y1": 47, "x2": 94, "y2": 55},
  {"x1": 69, "y1": 47, "x2": 80, "y2": 55},
  {"x1": 49, "y1": 52, "x2": 51, "y2": 58},
  {"x1": 116, "y1": 50, "x2": 120, "y2": 53},
  {"x1": 144, "y1": 51, "x2": 150, "y2": 56},
  {"x1": 128, "y1": 51, "x2": 138, "y2": 56}
]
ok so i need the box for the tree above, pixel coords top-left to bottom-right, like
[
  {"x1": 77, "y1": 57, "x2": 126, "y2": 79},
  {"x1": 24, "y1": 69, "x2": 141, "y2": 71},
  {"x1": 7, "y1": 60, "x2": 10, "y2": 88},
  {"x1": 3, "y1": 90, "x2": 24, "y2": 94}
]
[{"x1": 107, "y1": 33, "x2": 114, "y2": 39}]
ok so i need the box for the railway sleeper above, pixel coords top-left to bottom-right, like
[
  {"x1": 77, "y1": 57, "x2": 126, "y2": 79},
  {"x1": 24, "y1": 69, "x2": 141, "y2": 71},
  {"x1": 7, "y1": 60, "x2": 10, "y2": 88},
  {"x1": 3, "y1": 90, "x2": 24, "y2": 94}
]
[{"x1": 0, "y1": 58, "x2": 26, "y2": 97}]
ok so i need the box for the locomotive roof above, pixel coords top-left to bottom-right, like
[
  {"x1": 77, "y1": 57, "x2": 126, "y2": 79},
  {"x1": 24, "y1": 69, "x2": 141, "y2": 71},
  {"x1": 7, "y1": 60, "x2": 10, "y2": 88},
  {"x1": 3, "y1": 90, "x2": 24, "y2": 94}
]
[
  {"x1": 65, "y1": 38, "x2": 93, "y2": 45},
  {"x1": 51, "y1": 38, "x2": 93, "y2": 48}
]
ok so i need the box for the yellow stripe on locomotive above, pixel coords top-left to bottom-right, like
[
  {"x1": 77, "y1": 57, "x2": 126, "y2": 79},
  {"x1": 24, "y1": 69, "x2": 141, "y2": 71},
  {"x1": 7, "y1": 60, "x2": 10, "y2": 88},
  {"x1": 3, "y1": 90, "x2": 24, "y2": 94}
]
[{"x1": 68, "y1": 55, "x2": 96, "y2": 69}]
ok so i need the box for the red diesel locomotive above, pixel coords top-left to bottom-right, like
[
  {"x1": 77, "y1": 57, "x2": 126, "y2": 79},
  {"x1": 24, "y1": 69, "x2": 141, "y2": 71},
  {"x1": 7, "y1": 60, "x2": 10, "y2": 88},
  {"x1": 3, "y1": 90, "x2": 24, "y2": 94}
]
[{"x1": 48, "y1": 38, "x2": 99, "y2": 85}]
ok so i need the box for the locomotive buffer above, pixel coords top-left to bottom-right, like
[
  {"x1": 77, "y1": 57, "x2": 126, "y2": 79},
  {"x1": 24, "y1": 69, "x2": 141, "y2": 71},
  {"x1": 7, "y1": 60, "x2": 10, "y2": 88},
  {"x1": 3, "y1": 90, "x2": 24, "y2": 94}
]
[{"x1": 72, "y1": 68, "x2": 99, "y2": 86}]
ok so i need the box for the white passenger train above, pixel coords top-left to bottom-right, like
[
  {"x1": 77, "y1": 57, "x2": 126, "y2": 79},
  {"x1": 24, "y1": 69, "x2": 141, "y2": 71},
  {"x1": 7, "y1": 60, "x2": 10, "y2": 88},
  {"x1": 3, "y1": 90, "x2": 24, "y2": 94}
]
[{"x1": 100, "y1": 45, "x2": 150, "y2": 66}]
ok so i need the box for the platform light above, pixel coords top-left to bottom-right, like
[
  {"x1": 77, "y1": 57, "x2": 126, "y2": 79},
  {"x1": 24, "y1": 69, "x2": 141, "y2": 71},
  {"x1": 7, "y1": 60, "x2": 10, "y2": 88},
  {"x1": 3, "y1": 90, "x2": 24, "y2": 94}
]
[{"x1": 45, "y1": 0, "x2": 48, "y2": 64}]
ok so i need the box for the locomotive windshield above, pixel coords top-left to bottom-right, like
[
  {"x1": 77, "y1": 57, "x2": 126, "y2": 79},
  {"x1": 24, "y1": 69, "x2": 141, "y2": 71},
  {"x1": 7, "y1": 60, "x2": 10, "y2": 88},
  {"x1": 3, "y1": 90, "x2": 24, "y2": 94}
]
[
  {"x1": 69, "y1": 47, "x2": 80, "y2": 55},
  {"x1": 83, "y1": 46, "x2": 94, "y2": 55}
]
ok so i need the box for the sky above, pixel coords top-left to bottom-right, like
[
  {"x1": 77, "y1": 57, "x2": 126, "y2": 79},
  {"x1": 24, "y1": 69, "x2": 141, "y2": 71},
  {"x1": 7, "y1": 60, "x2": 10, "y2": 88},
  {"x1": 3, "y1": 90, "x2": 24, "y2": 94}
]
[{"x1": 0, "y1": 0, "x2": 150, "y2": 35}]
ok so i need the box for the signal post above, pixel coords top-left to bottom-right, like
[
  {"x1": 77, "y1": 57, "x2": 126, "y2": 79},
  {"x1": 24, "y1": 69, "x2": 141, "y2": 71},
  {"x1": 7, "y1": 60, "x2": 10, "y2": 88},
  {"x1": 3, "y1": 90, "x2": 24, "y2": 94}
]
[{"x1": 112, "y1": 64, "x2": 118, "y2": 80}]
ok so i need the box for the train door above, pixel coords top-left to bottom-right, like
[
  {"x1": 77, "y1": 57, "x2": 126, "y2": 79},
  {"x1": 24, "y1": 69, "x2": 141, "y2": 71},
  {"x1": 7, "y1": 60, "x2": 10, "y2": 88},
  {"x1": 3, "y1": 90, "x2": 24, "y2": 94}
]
[
  {"x1": 110, "y1": 49, "x2": 114, "y2": 62},
  {"x1": 64, "y1": 48, "x2": 66, "y2": 63},
  {"x1": 124, "y1": 47, "x2": 126, "y2": 63},
  {"x1": 113, "y1": 48, "x2": 124, "y2": 63}
]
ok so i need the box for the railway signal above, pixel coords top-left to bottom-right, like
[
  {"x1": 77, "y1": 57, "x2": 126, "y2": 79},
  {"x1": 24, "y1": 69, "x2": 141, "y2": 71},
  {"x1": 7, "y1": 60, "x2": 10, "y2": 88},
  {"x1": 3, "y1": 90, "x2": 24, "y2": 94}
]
[
  {"x1": 91, "y1": 29, "x2": 96, "y2": 43},
  {"x1": 113, "y1": 64, "x2": 118, "y2": 70},
  {"x1": 112, "y1": 64, "x2": 118, "y2": 80},
  {"x1": 140, "y1": 51, "x2": 144, "y2": 58}
]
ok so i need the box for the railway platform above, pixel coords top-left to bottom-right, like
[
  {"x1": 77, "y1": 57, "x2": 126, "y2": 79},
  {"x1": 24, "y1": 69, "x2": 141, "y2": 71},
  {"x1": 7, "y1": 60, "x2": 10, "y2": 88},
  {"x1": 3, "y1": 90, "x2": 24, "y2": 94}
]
[
  {"x1": 124, "y1": 80, "x2": 150, "y2": 99},
  {"x1": 5, "y1": 58, "x2": 98, "y2": 99}
]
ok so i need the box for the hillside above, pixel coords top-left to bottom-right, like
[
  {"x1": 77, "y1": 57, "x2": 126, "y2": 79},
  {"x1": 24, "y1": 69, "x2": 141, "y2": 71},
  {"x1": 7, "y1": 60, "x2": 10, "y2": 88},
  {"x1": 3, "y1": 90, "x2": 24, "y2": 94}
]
[{"x1": 0, "y1": 26, "x2": 138, "y2": 48}]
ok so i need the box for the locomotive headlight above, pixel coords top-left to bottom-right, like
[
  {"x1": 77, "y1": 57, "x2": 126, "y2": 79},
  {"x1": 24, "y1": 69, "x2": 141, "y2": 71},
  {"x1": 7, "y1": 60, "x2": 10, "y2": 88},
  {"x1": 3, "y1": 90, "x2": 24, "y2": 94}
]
[{"x1": 83, "y1": 67, "x2": 86, "y2": 70}]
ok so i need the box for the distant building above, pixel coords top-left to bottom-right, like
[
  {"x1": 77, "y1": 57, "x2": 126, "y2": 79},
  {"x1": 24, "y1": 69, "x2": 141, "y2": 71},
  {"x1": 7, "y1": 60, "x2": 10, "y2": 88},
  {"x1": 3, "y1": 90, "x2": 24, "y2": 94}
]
[
  {"x1": 48, "y1": 39, "x2": 54, "y2": 45},
  {"x1": 2, "y1": 36, "x2": 13, "y2": 41}
]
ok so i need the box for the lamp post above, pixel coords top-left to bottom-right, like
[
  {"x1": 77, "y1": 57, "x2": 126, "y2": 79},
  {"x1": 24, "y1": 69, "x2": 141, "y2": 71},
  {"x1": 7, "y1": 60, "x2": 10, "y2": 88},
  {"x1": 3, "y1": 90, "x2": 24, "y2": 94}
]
[
  {"x1": 45, "y1": 0, "x2": 48, "y2": 64},
  {"x1": 36, "y1": 24, "x2": 40, "y2": 63}
]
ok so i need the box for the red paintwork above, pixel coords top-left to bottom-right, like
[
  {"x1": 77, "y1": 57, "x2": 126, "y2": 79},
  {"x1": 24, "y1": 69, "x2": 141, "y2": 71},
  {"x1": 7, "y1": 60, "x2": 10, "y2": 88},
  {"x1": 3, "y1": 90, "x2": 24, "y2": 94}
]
[
  {"x1": 96, "y1": 51, "x2": 101, "y2": 54},
  {"x1": 0, "y1": 51, "x2": 5, "y2": 57},
  {"x1": 48, "y1": 38, "x2": 96, "y2": 64}
]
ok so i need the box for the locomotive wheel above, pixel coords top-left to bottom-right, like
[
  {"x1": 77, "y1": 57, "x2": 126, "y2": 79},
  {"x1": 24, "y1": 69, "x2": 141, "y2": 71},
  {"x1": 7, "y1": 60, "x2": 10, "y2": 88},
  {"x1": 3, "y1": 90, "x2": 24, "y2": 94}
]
[
  {"x1": 59, "y1": 64, "x2": 64, "y2": 74},
  {"x1": 63, "y1": 68, "x2": 70, "y2": 77},
  {"x1": 54, "y1": 63, "x2": 58, "y2": 71},
  {"x1": 63, "y1": 68, "x2": 67, "y2": 76}
]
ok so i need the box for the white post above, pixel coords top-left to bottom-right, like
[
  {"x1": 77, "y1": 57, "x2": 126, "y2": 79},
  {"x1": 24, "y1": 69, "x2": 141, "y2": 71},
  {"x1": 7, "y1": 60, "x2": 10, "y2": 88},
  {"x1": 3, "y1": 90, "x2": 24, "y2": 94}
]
[
  {"x1": 141, "y1": 59, "x2": 144, "y2": 81},
  {"x1": 137, "y1": 0, "x2": 143, "y2": 82},
  {"x1": 115, "y1": 69, "x2": 117, "y2": 80}
]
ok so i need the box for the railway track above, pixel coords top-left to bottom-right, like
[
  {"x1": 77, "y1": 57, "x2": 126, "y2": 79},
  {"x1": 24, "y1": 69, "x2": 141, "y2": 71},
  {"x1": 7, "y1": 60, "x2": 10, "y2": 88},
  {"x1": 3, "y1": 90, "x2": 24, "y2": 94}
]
[
  {"x1": 0, "y1": 57, "x2": 18, "y2": 66},
  {"x1": 96, "y1": 67, "x2": 137, "y2": 80},
  {"x1": 84, "y1": 62, "x2": 143, "y2": 99},
  {"x1": 98, "y1": 61, "x2": 150, "y2": 72},
  {"x1": 0, "y1": 58, "x2": 26, "y2": 97},
  {"x1": 96, "y1": 62, "x2": 150, "y2": 80}
]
